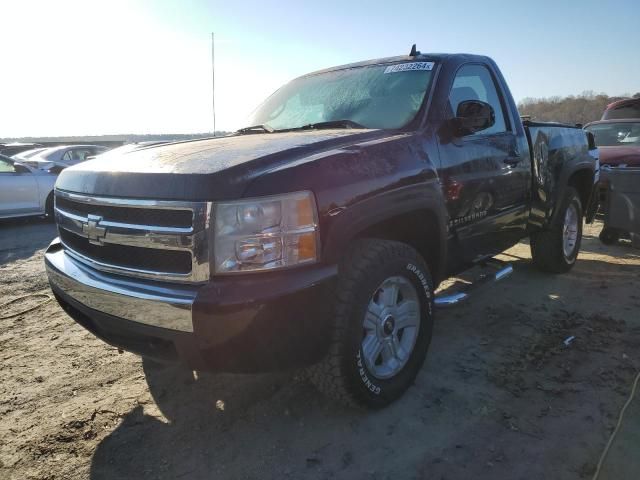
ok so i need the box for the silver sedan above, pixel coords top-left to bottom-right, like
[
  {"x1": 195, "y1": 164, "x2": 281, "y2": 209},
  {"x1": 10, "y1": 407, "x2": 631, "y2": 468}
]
[
  {"x1": 0, "y1": 154, "x2": 57, "y2": 220},
  {"x1": 21, "y1": 145, "x2": 108, "y2": 172}
]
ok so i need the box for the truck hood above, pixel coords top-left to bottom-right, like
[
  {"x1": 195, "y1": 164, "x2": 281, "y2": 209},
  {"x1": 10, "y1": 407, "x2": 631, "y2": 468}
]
[
  {"x1": 56, "y1": 129, "x2": 383, "y2": 200},
  {"x1": 599, "y1": 146, "x2": 640, "y2": 167}
]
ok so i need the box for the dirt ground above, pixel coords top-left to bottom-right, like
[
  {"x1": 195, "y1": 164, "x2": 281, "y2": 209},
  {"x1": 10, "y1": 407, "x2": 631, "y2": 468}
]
[{"x1": 1, "y1": 218, "x2": 639, "y2": 480}]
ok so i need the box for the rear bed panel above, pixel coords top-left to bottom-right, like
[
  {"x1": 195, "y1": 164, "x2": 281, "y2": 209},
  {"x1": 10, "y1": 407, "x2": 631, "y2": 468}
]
[{"x1": 524, "y1": 122, "x2": 596, "y2": 227}]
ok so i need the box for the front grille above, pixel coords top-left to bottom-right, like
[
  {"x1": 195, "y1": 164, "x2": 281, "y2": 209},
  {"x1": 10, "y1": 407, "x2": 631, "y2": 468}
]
[
  {"x1": 54, "y1": 190, "x2": 210, "y2": 283},
  {"x1": 59, "y1": 229, "x2": 192, "y2": 274},
  {"x1": 55, "y1": 196, "x2": 194, "y2": 228}
]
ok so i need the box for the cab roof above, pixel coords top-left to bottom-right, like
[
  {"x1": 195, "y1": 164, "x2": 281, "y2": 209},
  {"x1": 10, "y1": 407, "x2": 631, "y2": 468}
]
[{"x1": 300, "y1": 53, "x2": 492, "y2": 78}]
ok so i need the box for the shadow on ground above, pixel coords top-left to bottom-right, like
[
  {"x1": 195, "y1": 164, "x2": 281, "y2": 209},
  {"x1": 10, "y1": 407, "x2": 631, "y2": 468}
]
[
  {"x1": 0, "y1": 217, "x2": 56, "y2": 264},
  {"x1": 89, "y1": 368, "x2": 364, "y2": 479}
]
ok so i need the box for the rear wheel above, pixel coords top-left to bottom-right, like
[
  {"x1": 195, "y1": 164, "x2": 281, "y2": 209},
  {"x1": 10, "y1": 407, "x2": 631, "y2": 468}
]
[
  {"x1": 309, "y1": 239, "x2": 434, "y2": 408},
  {"x1": 530, "y1": 186, "x2": 583, "y2": 273},
  {"x1": 599, "y1": 228, "x2": 620, "y2": 245}
]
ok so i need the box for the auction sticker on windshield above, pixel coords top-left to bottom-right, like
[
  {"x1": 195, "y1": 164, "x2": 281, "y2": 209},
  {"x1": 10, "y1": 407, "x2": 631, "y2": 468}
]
[{"x1": 384, "y1": 62, "x2": 434, "y2": 74}]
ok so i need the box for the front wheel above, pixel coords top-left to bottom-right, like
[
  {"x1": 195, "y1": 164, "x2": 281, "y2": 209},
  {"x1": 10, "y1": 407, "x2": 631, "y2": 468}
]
[
  {"x1": 309, "y1": 239, "x2": 434, "y2": 408},
  {"x1": 530, "y1": 186, "x2": 583, "y2": 273},
  {"x1": 45, "y1": 192, "x2": 55, "y2": 221}
]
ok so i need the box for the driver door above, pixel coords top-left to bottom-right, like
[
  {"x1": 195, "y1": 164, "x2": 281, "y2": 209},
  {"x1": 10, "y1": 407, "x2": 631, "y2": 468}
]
[
  {"x1": 0, "y1": 157, "x2": 40, "y2": 217},
  {"x1": 438, "y1": 63, "x2": 530, "y2": 263}
]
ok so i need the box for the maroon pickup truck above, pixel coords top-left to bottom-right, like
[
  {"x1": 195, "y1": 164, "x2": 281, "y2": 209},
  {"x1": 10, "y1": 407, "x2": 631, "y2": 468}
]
[{"x1": 46, "y1": 49, "x2": 599, "y2": 408}]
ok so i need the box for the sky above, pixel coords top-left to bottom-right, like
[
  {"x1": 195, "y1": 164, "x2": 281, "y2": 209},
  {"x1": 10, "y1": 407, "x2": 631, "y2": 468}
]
[{"x1": 1, "y1": 0, "x2": 638, "y2": 137}]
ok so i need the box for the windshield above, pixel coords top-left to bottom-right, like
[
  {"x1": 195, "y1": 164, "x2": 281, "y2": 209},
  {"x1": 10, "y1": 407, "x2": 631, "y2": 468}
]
[
  {"x1": 32, "y1": 147, "x2": 58, "y2": 159},
  {"x1": 12, "y1": 148, "x2": 47, "y2": 159},
  {"x1": 586, "y1": 122, "x2": 640, "y2": 146},
  {"x1": 247, "y1": 62, "x2": 435, "y2": 131}
]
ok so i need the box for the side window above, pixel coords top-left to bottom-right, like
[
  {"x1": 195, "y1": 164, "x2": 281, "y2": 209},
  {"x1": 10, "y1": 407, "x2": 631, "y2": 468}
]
[
  {"x1": 74, "y1": 148, "x2": 93, "y2": 162},
  {"x1": 0, "y1": 158, "x2": 16, "y2": 173},
  {"x1": 63, "y1": 148, "x2": 90, "y2": 163},
  {"x1": 449, "y1": 64, "x2": 508, "y2": 135}
]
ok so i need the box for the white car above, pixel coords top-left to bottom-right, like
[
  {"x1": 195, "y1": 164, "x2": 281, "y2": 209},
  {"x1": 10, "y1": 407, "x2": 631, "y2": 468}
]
[
  {"x1": 0, "y1": 154, "x2": 57, "y2": 220},
  {"x1": 21, "y1": 145, "x2": 109, "y2": 172}
]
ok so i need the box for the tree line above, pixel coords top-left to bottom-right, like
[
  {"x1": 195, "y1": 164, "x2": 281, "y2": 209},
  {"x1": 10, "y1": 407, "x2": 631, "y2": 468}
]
[{"x1": 518, "y1": 91, "x2": 640, "y2": 125}]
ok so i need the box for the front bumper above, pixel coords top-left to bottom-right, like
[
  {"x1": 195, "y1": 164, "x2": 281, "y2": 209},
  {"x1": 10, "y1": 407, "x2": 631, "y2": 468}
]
[
  {"x1": 45, "y1": 240, "x2": 198, "y2": 332},
  {"x1": 45, "y1": 239, "x2": 337, "y2": 372}
]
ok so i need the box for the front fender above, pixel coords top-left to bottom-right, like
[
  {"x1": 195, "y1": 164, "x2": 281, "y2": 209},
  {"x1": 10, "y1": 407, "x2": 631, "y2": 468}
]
[{"x1": 320, "y1": 180, "x2": 449, "y2": 268}]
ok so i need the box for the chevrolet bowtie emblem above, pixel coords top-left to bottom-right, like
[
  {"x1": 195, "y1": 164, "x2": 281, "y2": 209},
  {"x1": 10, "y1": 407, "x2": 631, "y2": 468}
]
[{"x1": 82, "y1": 214, "x2": 107, "y2": 245}]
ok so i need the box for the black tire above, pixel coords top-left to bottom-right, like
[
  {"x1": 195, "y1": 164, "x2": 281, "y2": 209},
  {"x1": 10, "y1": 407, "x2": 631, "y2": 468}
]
[
  {"x1": 530, "y1": 186, "x2": 583, "y2": 273},
  {"x1": 309, "y1": 239, "x2": 434, "y2": 408},
  {"x1": 45, "y1": 192, "x2": 55, "y2": 221},
  {"x1": 599, "y1": 227, "x2": 620, "y2": 245}
]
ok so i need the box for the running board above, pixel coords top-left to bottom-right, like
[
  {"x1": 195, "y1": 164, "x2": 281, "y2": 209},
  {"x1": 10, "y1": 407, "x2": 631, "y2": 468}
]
[{"x1": 434, "y1": 261, "x2": 514, "y2": 308}]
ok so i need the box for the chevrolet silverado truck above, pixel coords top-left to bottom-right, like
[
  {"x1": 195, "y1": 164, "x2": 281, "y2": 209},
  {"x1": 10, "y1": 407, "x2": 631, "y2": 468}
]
[{"x1": 45, "y1": 50, "x2": 599, "y2": 408}]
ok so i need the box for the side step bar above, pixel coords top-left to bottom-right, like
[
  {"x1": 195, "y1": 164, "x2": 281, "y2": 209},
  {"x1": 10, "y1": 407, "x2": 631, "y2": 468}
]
[{"x1": 434, "y1": 261, "x2": 513, "y2": 308}]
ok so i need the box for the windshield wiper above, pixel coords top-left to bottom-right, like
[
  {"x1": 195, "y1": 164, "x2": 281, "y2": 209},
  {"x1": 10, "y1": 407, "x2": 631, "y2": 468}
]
[
  {"x1": 278, "y1": 120, "x2": 367, "y2": 132},
  {"x1": 236, "y1": 124, "x2": 275, "y2": 134}
]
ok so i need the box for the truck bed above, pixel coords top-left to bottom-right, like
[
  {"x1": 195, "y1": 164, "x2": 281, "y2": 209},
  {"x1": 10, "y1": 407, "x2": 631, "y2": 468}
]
[{"x1": 523, "y1": 120, "x2": 598, "y2": 226}]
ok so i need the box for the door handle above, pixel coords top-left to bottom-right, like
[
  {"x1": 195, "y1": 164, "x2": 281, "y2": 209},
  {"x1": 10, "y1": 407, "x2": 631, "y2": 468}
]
[{"x1": 504, "y1": 156, "x2": 520, "y2": 167}]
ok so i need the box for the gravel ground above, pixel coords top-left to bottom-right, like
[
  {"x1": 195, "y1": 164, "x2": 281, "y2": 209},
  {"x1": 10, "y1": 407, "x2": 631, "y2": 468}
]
[{"x1": 1, "y1": 218, "x2": 639, "y2": 480}]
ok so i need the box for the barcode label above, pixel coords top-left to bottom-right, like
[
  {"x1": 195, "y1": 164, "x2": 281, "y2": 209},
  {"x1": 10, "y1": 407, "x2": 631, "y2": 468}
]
[{"x1": 384, "y1": 62, "x2": 434, "y2": 74}]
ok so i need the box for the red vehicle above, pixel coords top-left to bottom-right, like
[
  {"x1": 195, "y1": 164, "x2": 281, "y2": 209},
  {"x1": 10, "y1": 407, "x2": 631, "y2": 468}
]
[
  {"x1": 601, "y1": 98, "x2": 640, "y2": 120},
  {"x1": 584, "y1": 119, "x2": 640, "y2": 167}
]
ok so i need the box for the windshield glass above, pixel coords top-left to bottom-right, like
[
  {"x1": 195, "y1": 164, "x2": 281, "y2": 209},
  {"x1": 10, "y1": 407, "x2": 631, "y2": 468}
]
[
  {"x1": 12, "y1": 148, "x2": 47, "y2": 159},
  {"x1": 247, "y1": 62, "x2": 435, "y2": 131},
  {"x1": 586, "y1": 122, "x2": 640, "y2": 146}
]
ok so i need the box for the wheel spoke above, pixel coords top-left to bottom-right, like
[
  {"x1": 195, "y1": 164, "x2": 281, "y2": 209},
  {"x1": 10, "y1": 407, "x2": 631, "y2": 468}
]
[
  {"x1": 388, "y1": 336, "x2": 398, "y2": 358},
  {"x1": 394, "y1": 300, "x2": 419, "y2": 329},
  {"x1": 381, "y1": 339, "x2": 396, "y2": 363},
  {"x1": 563, "y1": 203, "x2": 580, "y2": 258},
  {"x1": 391, "y1": 334, "x2": 408, "y2": 360},
  {"x1": 362, "y1": 334, "x2": 384, "y2": 366},
  {"x1": 381, "y1": 283, "x2": 400, "y2": 307}
]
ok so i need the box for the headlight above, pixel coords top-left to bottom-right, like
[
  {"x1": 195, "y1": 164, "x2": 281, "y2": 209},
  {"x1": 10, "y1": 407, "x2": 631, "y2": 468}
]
[{"x1": 213, "y1": 191, "x2": 319, "y2": 273}]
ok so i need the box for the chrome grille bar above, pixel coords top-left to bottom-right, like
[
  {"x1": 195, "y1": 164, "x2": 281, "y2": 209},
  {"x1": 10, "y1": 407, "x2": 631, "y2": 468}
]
[
  {"x1": 54, "y1": 189, "x2": 211, "y2": 283},
  {"x1": 56, "y1": 207, "x2": 199, "y2": 250}
]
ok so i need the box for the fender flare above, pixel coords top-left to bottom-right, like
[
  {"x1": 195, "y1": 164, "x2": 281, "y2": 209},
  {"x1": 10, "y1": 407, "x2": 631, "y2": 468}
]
[
  {"x1": 548, "y1": 162, "x2": 595, "y2": 226},
  {"x1": 321, "y1": 181, "x2": 449, "y2": 282}
]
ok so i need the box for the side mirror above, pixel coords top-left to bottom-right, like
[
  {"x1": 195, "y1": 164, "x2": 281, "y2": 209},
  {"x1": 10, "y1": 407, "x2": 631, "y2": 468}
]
[
  {"x1": 14, "y1": 163, "x2": 31, "y2": 174},
  {"x1": 452, "y1": 100, "x2": 495, "y2": 136}
]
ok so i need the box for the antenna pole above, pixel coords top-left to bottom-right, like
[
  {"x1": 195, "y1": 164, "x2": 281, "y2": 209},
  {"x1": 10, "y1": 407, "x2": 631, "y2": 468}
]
[{"x1": 211, "y1": 32, "x2": 216, "y2": 136}]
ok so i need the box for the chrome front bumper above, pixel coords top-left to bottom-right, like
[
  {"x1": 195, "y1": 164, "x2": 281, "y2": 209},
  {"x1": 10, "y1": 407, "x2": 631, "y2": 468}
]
[{"x1": 45, "y1": 239, "x2": 198, "y2": 332}]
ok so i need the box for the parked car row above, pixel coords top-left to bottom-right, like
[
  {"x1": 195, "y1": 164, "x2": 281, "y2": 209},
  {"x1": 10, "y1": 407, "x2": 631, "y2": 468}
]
[
  {"x1": 0, "y1": 144, "x2": 110, "y2": 220},
  {"x1": 0, "y1": 141, "x2": 175, "y2": 221},
  {"x1": 17, "y1": 145, "x2": 109, "y2": 173}
]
